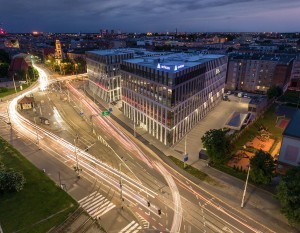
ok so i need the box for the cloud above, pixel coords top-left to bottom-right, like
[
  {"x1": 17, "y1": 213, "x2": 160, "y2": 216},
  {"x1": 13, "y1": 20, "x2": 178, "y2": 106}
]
[{"x1": 0, "y1": 0, "x2": 300, "y2": 32}]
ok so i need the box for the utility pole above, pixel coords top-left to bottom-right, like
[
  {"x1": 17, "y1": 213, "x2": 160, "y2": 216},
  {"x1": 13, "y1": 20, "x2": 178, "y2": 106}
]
[
  {"x1": 12, "y1": 74, "x2": 17, "y2": 94},
  {"x1": 241, "y1": 165, "x2": 251, "y2": 208},
  {"x1": 119, "y1": 163, "x2": 123, "y2": 209},
  {"x1": 74, "y1": 136, "x2": 81, "y2": 178},
  {"x1": 58, "y1": 171, "x2": 62, "y2": 187},
  {"x1": 6, "y1": 100, "x2": 11, "y2": 127},
  {"x1": 133, "y1": 109, "x2": 136, "y2": 137},
  {"x1": 34, "y1": 117, "x2": 40, "y2": 150},
  {"x1": 67, "y1": 89, "x2": 70, "y2": 103},
  {"x1": 184, "y1": 134, "x2": 187, "y2": 168}
]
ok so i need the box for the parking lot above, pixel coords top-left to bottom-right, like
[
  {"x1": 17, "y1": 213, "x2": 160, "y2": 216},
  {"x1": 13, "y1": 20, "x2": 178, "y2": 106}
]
[{"x1": 172, "y1": 95, "x2": 250, "y2": 164}]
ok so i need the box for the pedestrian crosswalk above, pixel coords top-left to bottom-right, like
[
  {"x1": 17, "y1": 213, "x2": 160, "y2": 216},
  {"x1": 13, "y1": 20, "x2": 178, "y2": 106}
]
[
  {"x1": 119, "y1": 221, "x2": 142, "y2": 233},
  {"x1": 136, "y1": 214, "x2": 149, "y2": 229},
  {"x1": 78, "y1": 191, "x2": 115, "y2": 219}
]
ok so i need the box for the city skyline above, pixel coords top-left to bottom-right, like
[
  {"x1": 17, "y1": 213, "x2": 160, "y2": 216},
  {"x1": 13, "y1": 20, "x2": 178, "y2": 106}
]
[{"x1": 1, "y1": 0, "x2": 300, "y2": 33}]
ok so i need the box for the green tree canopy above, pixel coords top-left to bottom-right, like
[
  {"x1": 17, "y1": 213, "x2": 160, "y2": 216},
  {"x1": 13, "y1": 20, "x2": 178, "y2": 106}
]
[
  {"x1": 0, "y1": 49, "x2": 10, "y2": 63},
  {"x1": 276, "y1": 166, "x2": 300, "y2": 226},
  {"x1": 201, "y1": 129, "x2": 231, "y2": 164},
  {"x1": 0, "y1": 63, "x2": 9, "y2": 77},
  {"x1": 267, "y1": 85, "x2": 283, "y2": 99},
  {"x1": 0, "y1": 170, "x2": 26, "y2": 193},
  {"x1": 249, "y1": 150, "x2": 275, "y2": 185}
]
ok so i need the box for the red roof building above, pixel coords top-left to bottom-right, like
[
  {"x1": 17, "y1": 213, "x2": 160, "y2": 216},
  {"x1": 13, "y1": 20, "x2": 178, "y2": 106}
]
[{"x1": 8, "y1": 53, "x2": 31, "y2": 78}]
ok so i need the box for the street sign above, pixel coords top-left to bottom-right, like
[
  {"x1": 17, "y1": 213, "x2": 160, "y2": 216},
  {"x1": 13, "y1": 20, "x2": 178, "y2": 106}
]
[
  {"x1": 101, "y1": 111, "x2": 111, "y2": 116},
  {"x1": 184, "y1": 154, "x2": 188, "y2": 162}
]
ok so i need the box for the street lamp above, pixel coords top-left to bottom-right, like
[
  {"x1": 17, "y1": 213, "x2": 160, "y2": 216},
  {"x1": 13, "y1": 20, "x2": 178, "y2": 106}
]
[
  {"x1": 74, "y1": 135, "x2": 82, "y2": 178},
  {"x1": 12, "y1": 73, "x2": 17, "y2": 94},
  {"x1": 119, "y1": 163, "x2": 124, "y2": 209},
  {"x1": 241, "y1": 165, "x2": 251, "y2": 208},
  {"x1": 184, "y1": 134, "x2": 188, "y2": 168},
  {"x1": 33, "y1": 117, "x2": 40, "y2": 150}
]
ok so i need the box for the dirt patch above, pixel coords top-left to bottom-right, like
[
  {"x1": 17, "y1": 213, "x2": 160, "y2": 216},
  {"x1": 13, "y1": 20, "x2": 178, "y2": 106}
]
[
  {"x1": 245, "y1": 137, "x2": 274, "y2": 152},
  {"x1": 228, "y1": 150, "x2": 254, "y2": 171}
]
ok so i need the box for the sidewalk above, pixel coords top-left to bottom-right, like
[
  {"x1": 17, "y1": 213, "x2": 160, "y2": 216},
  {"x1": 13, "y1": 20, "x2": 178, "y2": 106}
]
[{"x1": 83, "y1": 86, "x2": 296, "y2": 232}]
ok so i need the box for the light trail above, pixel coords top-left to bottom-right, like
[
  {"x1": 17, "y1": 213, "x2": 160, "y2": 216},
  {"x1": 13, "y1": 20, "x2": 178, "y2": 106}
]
[
  {"x1": 155, "y1": 161, "x2": 183, "y2": 233},
  {"x1": 8, "y1": 66, "x2": 277, "y2": 233}
]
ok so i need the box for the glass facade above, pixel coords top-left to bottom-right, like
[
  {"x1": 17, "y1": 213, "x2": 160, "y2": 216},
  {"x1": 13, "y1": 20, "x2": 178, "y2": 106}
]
[
  {"x1": 121, "y1": 55, "x2": 228, "y2": 145},
  {"x1": 86, "y1": 51, "x2": 134, "y2": 102}
]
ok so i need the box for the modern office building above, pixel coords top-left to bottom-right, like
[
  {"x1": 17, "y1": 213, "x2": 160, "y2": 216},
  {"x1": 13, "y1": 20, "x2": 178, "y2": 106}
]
[
  {"x1": 120, "y1": 53, "x2": 228, "y2": 145},
  {"x1": 86, "y1": 48, "x2": 168, "y2": 103},
  {"x1": 226, "y1": 54, "x2": 294, "y2": 93},
  {"x1": 86, "y1": 49, "x2": 135, "y2": 102}
]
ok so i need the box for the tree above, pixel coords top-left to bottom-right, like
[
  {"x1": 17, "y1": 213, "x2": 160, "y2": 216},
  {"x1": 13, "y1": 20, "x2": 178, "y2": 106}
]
[
  {"x1": 27, "y1": 66, "x2": 39, "y2": 82},
  {"x1": 0, "y1": 63, "x2": 9, "y2": 77},
  {"x1": 0, "y1": 170, "x2": 26, "y2": 193},
  {"x1": 201, "y1": 129, "x2": 231, "y2": 164},
  {"x1": 267, "y1": 85, "x2": 283, "y2": 99},
  {"x1": 249, "y1": 150, "x2": 275, "y2": 185},
  {"x1": 276, "y1": 166, "x2": 300, "y2": 226},
  {"x1": 0, "y1": 49, "x2": 10, "y2": 63}
]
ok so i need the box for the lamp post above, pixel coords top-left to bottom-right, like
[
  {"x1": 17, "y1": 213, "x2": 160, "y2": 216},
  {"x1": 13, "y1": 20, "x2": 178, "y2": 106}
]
[
  {"x1": 119, "y1": 163, "x2": 124, "y2": 209},
  {"x1": 241, "y1": 165, "x2": 251, "y2": 208},
  {"x1": 184, "y1": 134, "x2": 187, "y2": 168},
  {"x1": 74, "y1": 135, "x2": 82, "y2": 178},
  {"x1": 12, "y1": 74, "x2": 17, "y2": 94},
  {"x1": 6, "y1": 100, "x2": 11, "y2": 127}
]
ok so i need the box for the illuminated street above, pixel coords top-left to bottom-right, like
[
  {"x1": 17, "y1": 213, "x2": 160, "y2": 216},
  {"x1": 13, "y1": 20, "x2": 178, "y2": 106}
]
[{"x1": 0, "y1": 64, "x2": 295, "y2": 232}]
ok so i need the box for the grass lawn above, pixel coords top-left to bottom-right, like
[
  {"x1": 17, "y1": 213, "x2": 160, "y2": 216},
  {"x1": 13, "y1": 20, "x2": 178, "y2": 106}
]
[
  {"x1": 0, "y1": 137, "x2": 78, "y2": 233},
  {"x1": 233, "y1": 104, "x2": 284, "y2": 152},
  {"x1": 0, "y1": 83, "x2": 31, "y2": 98},
  {"x1": 169, "y1": 156, "x2": 219, "y2": 186}
]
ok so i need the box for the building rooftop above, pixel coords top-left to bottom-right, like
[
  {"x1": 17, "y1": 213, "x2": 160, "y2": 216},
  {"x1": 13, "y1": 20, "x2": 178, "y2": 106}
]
[
  {"x1": 87, "y1": 48, "x2": 165, "y2": 57},
  {"x1": 229, "y1": 53, "x2": 294, "y2": 64},
  {"x1": 283, "y1": 110, "x2": 300, "y2": 139},
  {"x1": 124, "y1": 53, "x2": 225, "y2": 73}
]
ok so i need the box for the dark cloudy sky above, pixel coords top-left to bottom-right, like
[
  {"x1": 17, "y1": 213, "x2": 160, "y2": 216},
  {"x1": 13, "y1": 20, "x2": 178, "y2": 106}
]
[{"x1": 1, "y1": 0, "x2": 300, "y2": 33}]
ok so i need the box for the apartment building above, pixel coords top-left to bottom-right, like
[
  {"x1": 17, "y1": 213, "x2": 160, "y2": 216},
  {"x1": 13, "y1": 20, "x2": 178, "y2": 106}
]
[{"x1": 226, "y1": 54, "x2": 294, "y2": 93}]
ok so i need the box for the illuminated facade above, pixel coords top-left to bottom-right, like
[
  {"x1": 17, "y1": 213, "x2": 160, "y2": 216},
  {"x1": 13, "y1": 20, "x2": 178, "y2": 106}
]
[
  {"x1": 120, "y1": 53, "x2": 228, "y2": 145},
  {"x1": 86, "y1": 49, "x2": 134, "y2": 102},
  {"x1": 226, "y1": 54, "x2": 294, "y2": 93},
  {"x1": 54, "y1": 38, "x2": 63, "y2": 64},
  {"x1": 86, "y1": 49, "x2": 168, "y2": 102}
]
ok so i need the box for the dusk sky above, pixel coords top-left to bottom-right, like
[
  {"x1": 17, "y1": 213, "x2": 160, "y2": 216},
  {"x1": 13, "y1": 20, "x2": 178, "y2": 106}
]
[{"x1": 1, "y1": 0, "x2": 300, "y2": 33}]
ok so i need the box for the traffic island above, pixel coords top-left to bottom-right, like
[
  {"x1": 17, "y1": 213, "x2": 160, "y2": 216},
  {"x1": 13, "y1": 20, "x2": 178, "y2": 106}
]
[{"x1": 168, "y1": 156, "x2": 220, "y2": 186}]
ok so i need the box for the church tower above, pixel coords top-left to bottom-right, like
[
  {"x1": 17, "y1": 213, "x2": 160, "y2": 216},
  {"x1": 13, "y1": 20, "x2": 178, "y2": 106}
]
[{"x1": 54, "y1": 38, "x2": 63, "y2": 64}]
